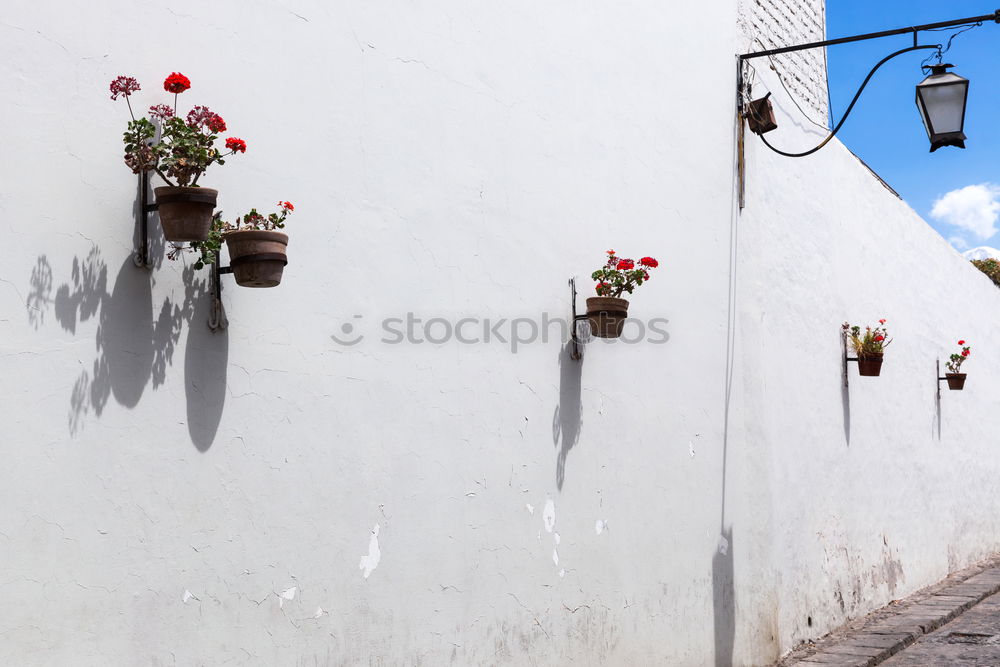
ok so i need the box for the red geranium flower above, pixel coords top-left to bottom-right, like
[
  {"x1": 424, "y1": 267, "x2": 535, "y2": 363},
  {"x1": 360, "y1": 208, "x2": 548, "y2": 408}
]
[
  {"x1": 962, "y1": 349, "x2": 970, "y2": 357},
  {"x1": 616, "y1": 259, "x2": 635, "y2": 271},
  {"x1": 279, "y1": 201, "x2": 294, "y2": 211},
  {"x1": 878, "y1": 319, "x2": 886, "y2": 324},
  {"x1": 187, "y1": 105, "x2": 210, "y2": 127},
  {"x1": 640, "y1": 257, "x2": 658, "y2": 268},
  {"x1": 163, "y1": 72, "x2": 191, "y2": 94},
  {"x1": 643, "y1": 271, "x2": 650, "y2": 281},
  {"x1": 225, "y1": 137, "x2": 247, "y2": 153},
  {"x1": 874, "y1": 335, "x2": 884, "y2": 342},
  {"x1": 186, "y1": 106, "x2": 221, "y2": 130},
  {"x1": 958, "y1": 340, "x2": 965, "y2": 345},
  {"x1": 109, "y1": 75, "x2": 141, "y2": 100},
  {"x1": 606, "y1": 249, "x2": 615, "y2": 255},
  {"x1": 595, "y1": 282, "x2": 611, "y2": 295},
  {"x1": 207, "y1": 114, "x2": 227, "y2": 133}
]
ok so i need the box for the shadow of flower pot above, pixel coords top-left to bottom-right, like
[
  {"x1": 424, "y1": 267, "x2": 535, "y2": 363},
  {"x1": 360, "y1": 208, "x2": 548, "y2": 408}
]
[
  {"x1": 184, "y1": 288, "x2": 228, "y2": 451},
  {"x1": 96, "y1": 257, "x2": 155, "y2": 408}
]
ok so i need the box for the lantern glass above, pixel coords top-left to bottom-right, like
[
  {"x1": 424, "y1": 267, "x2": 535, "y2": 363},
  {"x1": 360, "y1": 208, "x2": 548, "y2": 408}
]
[{"x1": 915, "y1": 65, "x2": 969, "y2": 152}]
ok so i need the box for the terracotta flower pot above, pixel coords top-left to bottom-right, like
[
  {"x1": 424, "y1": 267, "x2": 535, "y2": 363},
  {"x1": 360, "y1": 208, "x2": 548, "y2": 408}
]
[
  {"x1": 224, "y1": 230, "x2": 289, "y2": 288},
  {"x1": 946, "y1": 373, "x2": 966, "y2": 390},
  {"x1": 857, "y1": 352, "x2": 883, "y2": 377},
  {"x1": 585, "y1": 297, "x2": 629, "y2": 339},
  {"x1": 154, "y1": 186, "x2": 218, "y2": 242}
]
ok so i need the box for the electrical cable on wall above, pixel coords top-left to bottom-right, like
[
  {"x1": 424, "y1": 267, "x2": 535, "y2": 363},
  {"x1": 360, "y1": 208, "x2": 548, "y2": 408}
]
[{"x1": 748, "y1": 43, "x2": 938, "y2": 158}]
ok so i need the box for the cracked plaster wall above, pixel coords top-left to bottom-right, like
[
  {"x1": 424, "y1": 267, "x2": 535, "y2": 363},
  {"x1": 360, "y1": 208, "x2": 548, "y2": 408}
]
[{"x1": 1, "y1": 1, "x2": 741, "y2": 664}]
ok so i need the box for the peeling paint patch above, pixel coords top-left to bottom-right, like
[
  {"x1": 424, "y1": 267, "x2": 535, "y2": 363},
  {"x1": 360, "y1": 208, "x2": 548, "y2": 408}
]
[
  {"x1": 559, "y1": 568, "x2": 566, "y2": 578},
  {"x1": 526, "y1": 503, "x2": 534, "y2": 515},
  {"x1": 543, "y1": 498, "x2": 556, "y2": 533},
  {"x1": 182, "y1": 590, "x2": 199, "y2": 604},
  {"x1": 689, "y1": 441, "x2": 696, "y2": 457},
  {"x1": 279, "y1": 586, "x2": 297, "y2": 608},
  {"x1": 359, "y1": 523, "x2": 381, "y2": 579},
  {"x1": 314, "y1": 606, "x2": 326, "y2": 619},
  {"x1": 595, "y1": 520, "x2": 607, "y2": 535},
  {"x1": 553, "y1": 532, "x2": 561, "y2": 545},
  {"x1": 552, "y1": 549, "x2": 559, "y2": 566},
  {"x1": 717, "y1": 533, "x2": 729, "y2": 556}
]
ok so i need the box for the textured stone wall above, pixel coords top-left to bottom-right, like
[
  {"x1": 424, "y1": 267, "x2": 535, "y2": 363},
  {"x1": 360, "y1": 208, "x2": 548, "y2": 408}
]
[{"x1": 739, "y1": 0, "x2": 829, "y2": 125}]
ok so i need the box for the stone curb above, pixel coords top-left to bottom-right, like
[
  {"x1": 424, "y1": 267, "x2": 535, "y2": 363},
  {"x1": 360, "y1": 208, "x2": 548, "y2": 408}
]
[{"x1": 777, "y1": 560, "x2": 1000, "y2": 667}]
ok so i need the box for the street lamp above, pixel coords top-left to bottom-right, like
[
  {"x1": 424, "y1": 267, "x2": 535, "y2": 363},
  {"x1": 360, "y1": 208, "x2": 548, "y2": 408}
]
[
  {"x1": 915, "y1": 64, "x2": 969, "y2": 152},
  {"x1": 734, "y1": 9, "x2": 999, "y2": 208}
]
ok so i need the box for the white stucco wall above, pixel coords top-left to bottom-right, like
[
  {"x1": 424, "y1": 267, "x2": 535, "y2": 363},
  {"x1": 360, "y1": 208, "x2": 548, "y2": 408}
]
[
  {"x1": 733, "y1": 33, "x2": 1000, "y2": 662},
  {"x1": 2, "y1": 1, "x2": 997, "y2": 665}
]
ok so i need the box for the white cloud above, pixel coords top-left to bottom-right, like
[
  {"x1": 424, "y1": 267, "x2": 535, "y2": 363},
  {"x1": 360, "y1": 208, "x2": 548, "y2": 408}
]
[
  {"x1": 963, "y1": 246, "x2": 1000, "y2": 261},
  {"x1": 930, "y1": 183, "x2": 1000, "y2": 240},
  {"x1": 948, "y1": 236, "x2": 969, "y2": 250}
]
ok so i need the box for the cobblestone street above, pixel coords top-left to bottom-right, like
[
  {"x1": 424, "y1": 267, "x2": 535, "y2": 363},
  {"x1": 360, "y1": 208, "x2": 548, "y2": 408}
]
[
  {"x1": 781, "y1": 560, "x2": 1000, "y2": 667},
  {"x1": 882, "y1": 591, "x2": 1000, "y2": 665}
]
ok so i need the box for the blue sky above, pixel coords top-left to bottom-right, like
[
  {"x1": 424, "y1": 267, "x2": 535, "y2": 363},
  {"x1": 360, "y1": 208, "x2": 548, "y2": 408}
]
[{"x1": 825, "y1": 1, "x2": 1000, "y2": 251}]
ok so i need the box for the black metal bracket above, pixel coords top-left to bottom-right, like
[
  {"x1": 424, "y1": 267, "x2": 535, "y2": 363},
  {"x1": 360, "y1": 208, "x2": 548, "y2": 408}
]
[
  {"x1": 208, "y1": 253, "x2": 289, "y2": 331},
  {"x1": 569, "y1": 277, "x2": 590, "y2": 361},
  {"x1": 133, "y1": 170, "x2": 158, "y2": 268},
  {"x1": 843, "y1": 335, "x2": 859, "y2": 388},
  {"x1": 209, "y1": 259, "x2": 232, "y2": 332},
  {"x1": 936, "y1": 359, "x2": 949, "y2": 400},
  {"x1": 738, "y1": 10, "x2": 1000, "y2": 61}
]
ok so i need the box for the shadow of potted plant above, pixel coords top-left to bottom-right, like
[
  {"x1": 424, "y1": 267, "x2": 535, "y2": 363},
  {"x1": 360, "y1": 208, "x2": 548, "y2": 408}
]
[
  {"x1": 843, "y1": 319, "x2": 891, "y2": 376},
  {"x1": 587, "y1": 250, "x2": 659, "y2": 339},
  {"x1": 945, "y1": 339, "x2": 971, "y2": 389},
  {"x1": 110, "y1": 73, "x2": 247, "y2": 242}
]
